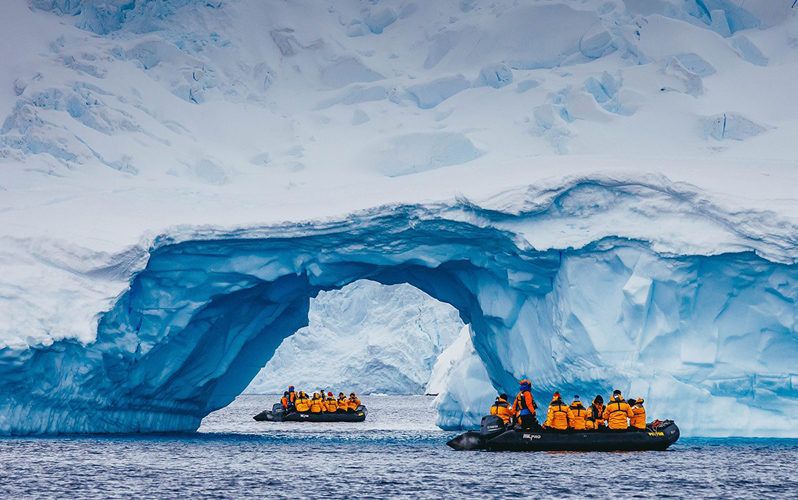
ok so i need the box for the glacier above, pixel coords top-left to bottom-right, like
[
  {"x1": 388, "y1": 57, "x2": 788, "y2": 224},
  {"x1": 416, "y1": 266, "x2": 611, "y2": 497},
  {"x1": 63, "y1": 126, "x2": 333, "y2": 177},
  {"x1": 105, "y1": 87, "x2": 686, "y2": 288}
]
[{"x1": 1, "y1": 0, "x2": 798, "y2": 436}]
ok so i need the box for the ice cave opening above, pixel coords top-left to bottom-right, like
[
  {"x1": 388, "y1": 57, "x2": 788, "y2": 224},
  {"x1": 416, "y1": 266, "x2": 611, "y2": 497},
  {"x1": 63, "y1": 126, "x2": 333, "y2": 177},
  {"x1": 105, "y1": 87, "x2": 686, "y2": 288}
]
[{"x1": 242, "y1": 278, "x2": 464, "y2": 397}]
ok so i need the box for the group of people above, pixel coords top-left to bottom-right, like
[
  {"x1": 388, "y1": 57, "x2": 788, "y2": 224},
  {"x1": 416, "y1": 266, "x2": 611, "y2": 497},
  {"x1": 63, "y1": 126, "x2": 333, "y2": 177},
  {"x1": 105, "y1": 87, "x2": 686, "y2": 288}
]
[
  {"x1": 490, "y1": 380, "x2": 647, "y2": 432},
  {"x1": 280, "y1": 386, "x2": 362, "y2": 414}
]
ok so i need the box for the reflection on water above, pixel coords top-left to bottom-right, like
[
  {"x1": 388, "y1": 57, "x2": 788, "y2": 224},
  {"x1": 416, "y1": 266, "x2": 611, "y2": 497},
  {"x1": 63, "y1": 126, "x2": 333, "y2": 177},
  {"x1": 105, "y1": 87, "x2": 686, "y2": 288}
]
[{"x1": 1, "y1": 395, "x2": 797, "y2": 499}]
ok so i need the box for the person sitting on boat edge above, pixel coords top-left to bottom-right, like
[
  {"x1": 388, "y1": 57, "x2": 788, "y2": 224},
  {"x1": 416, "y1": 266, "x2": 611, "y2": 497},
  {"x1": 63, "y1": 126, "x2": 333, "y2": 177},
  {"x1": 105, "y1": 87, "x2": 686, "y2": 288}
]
[
  {"x1": 545, "y1": 392, "x2": 573, "y2": 431},
  {"x1": 513, "y1": 380, "x2": 539, "y2": 430},
  {"x1": 347, "y1": 392, "x2": 361, "y2": 413},
  {"x1": 325, "y1": 392, "x2": 338, "y2": 413},
  {"x1": 310, "y1": 392, "x2": 325, "y2": 413},
  {"x1": 568, "y1": 395, "x2": 588, "y2": 431},
  {"x1": 603, "y1": 390, "x2": 633, "y2": 430},
  {"x1": 294, "y1": 391, "x2": 311, "y2": 413},
  {"x1": 490, "y1": 393, "x2": 516, "y2": 425},
  {"x1": 587, "y1": 395, "x2": 605, "y2": 430},
  {"x1": 337, "y1": 392, "x2": 348, "y2": 413},
  {"x1": 629, "y1": 397, "x2": 646, "y2": 431}
]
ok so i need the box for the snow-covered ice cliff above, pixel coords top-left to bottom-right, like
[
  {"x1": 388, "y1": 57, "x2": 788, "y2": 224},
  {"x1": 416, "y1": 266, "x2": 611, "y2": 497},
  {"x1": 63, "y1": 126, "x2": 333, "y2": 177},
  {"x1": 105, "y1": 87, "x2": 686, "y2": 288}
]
[{"x1": 1, "y1": 0, "x2": 798, "y2": 435}]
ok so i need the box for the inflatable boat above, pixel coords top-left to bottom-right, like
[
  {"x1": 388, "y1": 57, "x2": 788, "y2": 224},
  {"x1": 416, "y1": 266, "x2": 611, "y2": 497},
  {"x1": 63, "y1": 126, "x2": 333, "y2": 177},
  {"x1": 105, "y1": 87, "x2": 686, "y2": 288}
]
[
  {"x1": 253, "y1": 403, "x2": 367, "y2": 422},
  {"x1": 447, "y1": 416, "x2": 679, "y2": 451}
]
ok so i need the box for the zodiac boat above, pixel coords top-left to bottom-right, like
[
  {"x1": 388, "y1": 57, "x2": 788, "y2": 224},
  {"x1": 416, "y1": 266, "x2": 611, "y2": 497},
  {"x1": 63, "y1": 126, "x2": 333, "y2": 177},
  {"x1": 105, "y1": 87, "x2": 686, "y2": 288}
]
[
  {"x1": 254, "y1": 403, "x2": 367, "y2": 422},
  {"x1": 447, "y1": 417, "x2": 679, "y2": 451}
]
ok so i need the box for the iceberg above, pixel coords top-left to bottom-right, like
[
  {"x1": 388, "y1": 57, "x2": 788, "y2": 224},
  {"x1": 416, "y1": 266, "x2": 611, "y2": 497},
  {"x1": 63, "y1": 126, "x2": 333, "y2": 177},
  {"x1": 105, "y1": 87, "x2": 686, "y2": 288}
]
[
  {"x1": 1, "y1": 0, "x2": 797, "y2": 436},
  {"x1": 2, "y1": 177, "x2": 798, "y2": 436},
  {"x1": 245, "y1": 280, "x2": 463, "y2": 395}
]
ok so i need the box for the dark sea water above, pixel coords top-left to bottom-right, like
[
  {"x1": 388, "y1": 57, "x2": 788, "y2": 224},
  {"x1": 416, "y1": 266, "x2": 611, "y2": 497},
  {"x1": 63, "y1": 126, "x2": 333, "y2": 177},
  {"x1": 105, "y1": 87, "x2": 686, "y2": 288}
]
[{"x1": 1, "y1": 395, "x2": 797, "y2": 499}]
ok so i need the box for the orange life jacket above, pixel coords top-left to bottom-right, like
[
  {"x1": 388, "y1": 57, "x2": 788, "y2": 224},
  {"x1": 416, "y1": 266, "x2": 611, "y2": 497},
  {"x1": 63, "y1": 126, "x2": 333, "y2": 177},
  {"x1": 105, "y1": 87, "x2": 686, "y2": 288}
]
[
  {"x1": 569, "y1": 402, "x2": 588, "y2": 430},
  {"x1": 603, "y1": 396, "x2": 633, "y2": 429},
  {"x1": 490, "y1": 398, "x2": 516, "y2": 424},
  {"x1": 589, "y1": 403, "x2": 605, "y2": 426},
  {"x1": 545, "y1": 399, "x2": 573, "y2": 430},
  {"x1": 513, "y1": 391, "x2": 536, "y2": 416},
  {"x1": 325, "y1": 398, "x2": 338, "y2": 413},
  {"x1": 630, "y1": 404, "x2": 646, "y2": 429},
  {"x1": 281, "y1": 397, "x2": 289, "y2": 408},
  {"x1": 295, "y1": 395, "x2": 311, "y2": 412}
]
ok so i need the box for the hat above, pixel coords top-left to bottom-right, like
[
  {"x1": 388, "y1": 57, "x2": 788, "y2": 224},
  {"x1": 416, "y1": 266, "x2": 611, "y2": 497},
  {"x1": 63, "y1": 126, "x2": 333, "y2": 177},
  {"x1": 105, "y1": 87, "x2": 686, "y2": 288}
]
[
  {"x1": 613, "y1": 389, "x2": 621, "y2": 395},
  {"x1": 553, "y1": 392, "x2": 561, "y2": 398},
  {"x1": 594, "y1": 395, "x2": 604, "y2": 403},
  {"x1": 328, "y1": 392, "x2": 333, "y2": 397},
  {"x1": 519, "y1": 380, "x2": 531, "y2": 385},
  {"x1": 499, "y1": 393, "x2": 508, "y2": 400},
  {"x1": 573, "y1": 395, "x2": 580, "y2": 401}
]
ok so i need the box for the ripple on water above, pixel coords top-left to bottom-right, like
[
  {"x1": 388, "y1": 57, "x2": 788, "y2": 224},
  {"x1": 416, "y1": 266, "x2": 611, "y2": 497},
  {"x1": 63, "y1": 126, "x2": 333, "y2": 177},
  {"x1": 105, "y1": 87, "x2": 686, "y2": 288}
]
[{"x1": 1, "y1": 395, "x2": 797, "y2": 499}]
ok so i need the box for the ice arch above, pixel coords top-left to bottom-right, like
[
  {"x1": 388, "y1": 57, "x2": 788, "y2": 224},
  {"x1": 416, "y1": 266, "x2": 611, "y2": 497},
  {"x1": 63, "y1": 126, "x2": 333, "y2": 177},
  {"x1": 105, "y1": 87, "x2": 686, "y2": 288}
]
[
  {"x1": 95, "y1": 224, "x2": 561, "y2": 432},
  {"x1": 2, "y1": 178, "x2": 798, "y2": 436},
  {"x1": 0, "y1": 207, "x2": 563, "y2": 434}
]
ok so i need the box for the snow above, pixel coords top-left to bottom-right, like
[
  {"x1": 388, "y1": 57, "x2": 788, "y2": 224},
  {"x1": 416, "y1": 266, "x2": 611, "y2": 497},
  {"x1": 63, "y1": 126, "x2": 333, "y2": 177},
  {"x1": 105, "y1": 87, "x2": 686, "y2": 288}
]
[{"x1": 0, "y1": 0, "x2": 797, "y2": 435}]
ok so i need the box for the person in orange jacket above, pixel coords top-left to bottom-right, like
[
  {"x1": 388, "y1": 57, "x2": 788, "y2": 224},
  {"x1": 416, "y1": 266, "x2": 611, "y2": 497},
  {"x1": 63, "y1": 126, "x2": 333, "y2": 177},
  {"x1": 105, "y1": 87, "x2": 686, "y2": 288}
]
[
  {"x1": 294, "y1": 391, "x2": 311, "y2": 412},
  {"x1": 587, "y1": 395, "x2": 606, "y2": 430},
  {"x1": 310, "y1": 392, "x2": 324, "y2": 413},
  {"x1": 513, "y1": 380, "x2": 538, "y2": 429},
  {"x1": 603, "y1": 390, "x2": 634, "y2": 430},
  {"x1": 336, "y1": 392, "x2": 348, "y2": 413},
  {"x1": 568, "y1": 395, "x2": 588, "y2": 430},
  {"x1": 629, "y1": 397, "x2": 647, "y2": 430},
  {"x1": 280, "y1": 391, "x2": 290, "y2": 410},
  {"x1": 324, "y1": 392, "x2": 338, "y2": 413},
  {"x1": 489, "y1": 393, "x2": 516, "y2": 425},
  {"x1": 545, "y1": 392, "x2": 574, "y2": 431},
  {"x1": 347, "y1": 392, "x2": 361, "y2": 412}
]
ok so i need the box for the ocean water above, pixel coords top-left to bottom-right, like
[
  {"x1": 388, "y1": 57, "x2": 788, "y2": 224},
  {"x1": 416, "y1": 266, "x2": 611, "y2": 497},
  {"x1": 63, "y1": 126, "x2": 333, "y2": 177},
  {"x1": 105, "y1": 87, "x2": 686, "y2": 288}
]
[{"x1": 1, "y1": 395, "x2": 797, "y2": 499}]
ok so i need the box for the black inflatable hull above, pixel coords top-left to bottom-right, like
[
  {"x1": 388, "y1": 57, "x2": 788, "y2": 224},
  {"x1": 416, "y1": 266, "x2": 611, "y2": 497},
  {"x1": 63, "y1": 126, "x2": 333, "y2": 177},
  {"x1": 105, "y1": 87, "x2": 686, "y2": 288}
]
[
  {"x1": 447, "y1": 421, "x2": 680, "y2": 452},
  {"x1": 253, "y1": 406, "x2": 367, "y2": 422}
]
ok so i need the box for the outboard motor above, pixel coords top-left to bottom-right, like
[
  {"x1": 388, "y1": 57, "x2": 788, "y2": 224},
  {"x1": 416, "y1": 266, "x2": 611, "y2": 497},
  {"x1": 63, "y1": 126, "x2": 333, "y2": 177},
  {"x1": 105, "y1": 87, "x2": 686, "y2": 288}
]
[
  {"x1": 270, "y1": 402, "x2": 285, "y2": 422},
  {"x1": 480, "y1": 415, "x2": 506, "y2": 439}
]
